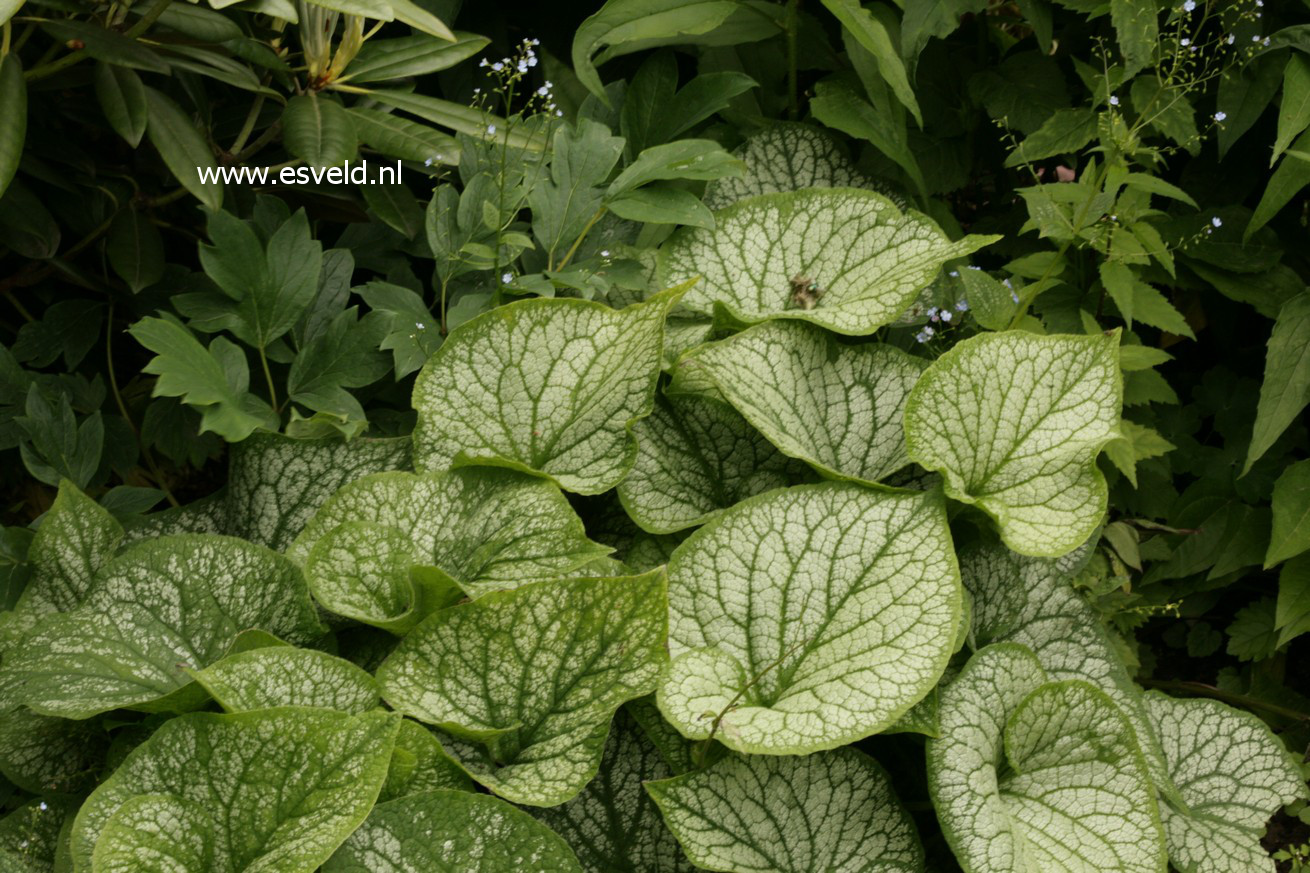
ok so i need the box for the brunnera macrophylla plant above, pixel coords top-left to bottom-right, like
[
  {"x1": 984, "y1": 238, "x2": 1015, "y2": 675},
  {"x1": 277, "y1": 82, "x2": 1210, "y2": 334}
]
[{"x1": 0, "y1": 123, "x2": 1302, "y2": 873}]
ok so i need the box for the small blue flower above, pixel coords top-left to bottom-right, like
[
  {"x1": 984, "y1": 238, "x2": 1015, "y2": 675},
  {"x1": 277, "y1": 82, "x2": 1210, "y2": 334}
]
[
  {"x1": 1182, "y1": 0, "x2": 1195, "y2": 11},
  {"x1": 487, "y1": 124, "x2": 497, "y2": 135},
  {"x1": 1002, "y1": 278, "x2": 1013, "y2": 289},
  {"x1": 940, "y1": 310, "x2": 953, "y2": 323},
  {"x1": 1181, "y1": 38, "x2": 1190, "y2": 46},
  {"x1": 955, "y1": 300, "x2": 969, "y2": 312},
  {"x1": 949, "y1": 270, "x2": 959, "y2": 277},
  {"x1": 927, "y1": 306, "x2": 939, "y2": 317},
  {"x1": 1109, "y1": 95, "x2": 1120, "y2": 106},
  {"x1": 915, "y1": 327, "x2": 934, "y2": 343},
  {"x1": 502, "y1": 272, "x2": 513, "y2": 284},
  {"x1": 1011, "y1": 291, "x2": 1020, "y2": 304},
  {"x1": 1211, "y1": 216, "x2": 1223, "y2": 228},
  {"x1": 1214, "y1": 111, "x2": 1227, "y2": 122}
]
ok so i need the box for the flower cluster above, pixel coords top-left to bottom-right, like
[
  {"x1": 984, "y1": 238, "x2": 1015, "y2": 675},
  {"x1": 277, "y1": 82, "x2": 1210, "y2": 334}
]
[{"x1": 474, "y1": 38, "x2": 563, "y2": 121}]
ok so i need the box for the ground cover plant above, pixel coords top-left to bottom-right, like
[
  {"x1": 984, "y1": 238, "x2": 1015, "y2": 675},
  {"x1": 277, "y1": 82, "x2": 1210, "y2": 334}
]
[{"x1": 0, "y1": 0, "x2": 1308, "y2": 870}]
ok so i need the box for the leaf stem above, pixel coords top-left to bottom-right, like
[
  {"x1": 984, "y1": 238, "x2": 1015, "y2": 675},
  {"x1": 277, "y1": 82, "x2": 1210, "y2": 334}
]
[
  {"x1": 106, "y1": 304, "x2": 180, "y2": 508},
  {"x1": 258, "y1": 346, "x2": 280, "y2": 416},
  {"x1": 24, "y1": 0, "x2": 171, "y2": 81},
  {"x1": 553, "y1": 207, "x2": 606, "y2": 272}
]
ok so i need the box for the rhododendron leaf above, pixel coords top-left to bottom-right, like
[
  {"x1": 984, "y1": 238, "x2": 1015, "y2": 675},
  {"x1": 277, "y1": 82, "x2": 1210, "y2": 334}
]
[
  {"x1": 377, "y1": 571, "x2": 668, "y2": 806},
  {"x1": 646, "y1": 748, "x2": 923, "y2": 873},
  {"x1": 412, "y1": 287, "x2": 686, "y2": 494},
  {"x1": 905, "y1": 331, "x2": 1122, "y2": 556},
  {"x1": 188, "y1": 646, "x2": 380, "y2": 713},
  {"x1": 289, "y1": 469, "x2": 609, "y2": 630},
  {"x1": 927, "y1": 644, "x2": 1165, "y2": 873},
  {"x1": 72, "y1": 708, "x2": 398, "y2": 873},
  {"x1": 674, "y1": 321, "x2": 926, "y2": 484},
  {"x1": 617, "y1": 392, "x2": 809, "y2": 533},
  {"x1": 530, "y1": 709, "x2": 695, "y2": 872},
  {"x1": 657, "y1": 482, "x2": 961, "y2": 754},
  {"x1": 661, "y1": 188, "x2": 996, "y2": 335},
  {"x1": 0, "y1": 535, "x2": 324, "y2": 718},
  {"x1": 1145, "y1": 692, "x2": 1305, "y2": 873},
  {"x1": 324, "y1": 789, "x2": 582, "y2": 872},
  {"x1": 703, "y1": 123, "x2": 889, "y2": 210}
]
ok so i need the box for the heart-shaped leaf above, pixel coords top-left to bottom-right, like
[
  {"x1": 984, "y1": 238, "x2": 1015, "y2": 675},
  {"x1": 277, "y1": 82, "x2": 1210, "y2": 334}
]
[
  {"x1": 647, "y1": 748, "x2": 923, "y2": 873},
  {"x1": 927, "y1": 644, "x2": 1165, "y2": 873},
  {"x1": 289, "y1": 469, "x2": 609, "y2": 630},
  {"x1": 72, "y1": 708, "x2": 399, "y2": 873},
  {"x1": 1145, "y1": 692, "x2": 1305, "y2": 873},
  {"x1": 661, "y1": 188, "x2": 997, "y2": 335},
  {"x1": 189, "y1": 646, "x2": 380, "y2": 713},
  {"x1": 0, "y1": 535, "x2": 325, "y2": 718},
  {"x1": 617, "y1": 392, "x2": 810, "y2": 534},
  {"x1": 377, "y1": 571, "x2": 668, "y2": 806},
  {"x1": 657, "y1": 482, "x2": 961, "y2": 754},
  {"x1": 672, "y1": 320, "x2": 926, "y2": 484},
  {"x1": 905, "y1": 331, "x2": 1122, "y2": 557},
  {"x1": 324, "y1": 789, "x2": 583, "y2": 872},
  {"x1": 413, "y1": 287, "x2": 685, "y2": 494}
]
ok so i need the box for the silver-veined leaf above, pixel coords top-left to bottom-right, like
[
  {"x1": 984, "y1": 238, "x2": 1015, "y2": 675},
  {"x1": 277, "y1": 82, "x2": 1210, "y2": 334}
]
[
  {"x1": 905, "y1": 331, "x2": 1122, "y2": 557},
  {"x1": 617, "y1": 392, "x2": 810, "y2": 534},
  {"x1": 672, "y1": 320, "x2": 925, "y2": 485},
  {"x1": 660, "y1": 188, "x2": 995, "y2": 335},
  {"x1": 926, "y1": 644, "x2": 1166, "y2": 873},
  {"x1": 530, "y1": 709, "x2": 695, "y2": 872},
  {"x1": 377, "y1": 571, "x2": 668, "y2": 806},
  {"x1": 703, "y1": 122, "x2": 901, "y2": 210},
  {"x1": 412, "y1": 288, "x2": 685, "y2": 494},
  {"x1": 379, "y1": 719, "x2": 474, "y2": 801},
  {"x1": 188, "y1": 646, "x2": 380, "y2": 713},
  {"x1": 0, "y1": 535, "x2": 325, "y2": 719},
  {"x1": 288, "y1": 468, "x2": 610, "y2": 631},
  {"x1": 71, "y1": 707, "x2": 399, "y2": 873},
  {"x1": 324, "y1": 789, "x2": 582, "y2": 872},
  {"x1": 1146, "y1": 692, "x2": 1305, "y2": 873},
  {"x1": 657, "y1": 482, "x2": 961, "y2": 754},
  {"x1": 647, "y1": 748, "x2": 923, "y2": 873},
  {"x1": 0, "y1": 708, "x2": 107, "y2": 795}
]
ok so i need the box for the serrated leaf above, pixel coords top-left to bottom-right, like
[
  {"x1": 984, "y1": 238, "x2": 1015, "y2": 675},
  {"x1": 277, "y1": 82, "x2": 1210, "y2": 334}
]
[
  {"x1": 674, "y1": 320, "x2": 926, "y2": 485},
  {"x1": 905, "y1": 331, "x2": 1122, "y2": 557},
  {"x1": 529, "y1": 709, "x2": 694, "y2": 872},
  {"x1": 1104, "y1": 420, "x2": 1175, "y2": 488},
  {"x1": 1275, "y1": 555, "x2": 1310, "y2": 647},
  {"x1": 72, "y1": 707, "x2": 399, "y2": 873},
  {"x1": 657, "y1": 482, "x2": 961, "y2": 754},
  {"x1": 1226, "y1": 597, "x2": 1279, "y2": 662},
  {"x1": 661, "y1": 189, "x2": 996, "y2": 335},
  {"x1": 1146, "y1": 692, "x2": 1305, "y2": 873},
  {"x1": 528, "y1": 119, "x2": 625, "y2": 262},
  {"x1": 1005, "y1": 108, "x2": 1097, "y2": 167},
  {"x1": 286, "y1": 306, "x2": 389, "y2": 421},
  {"x1": 283, "y1": 95, "x2": 357, "y2": 168},
  {"x1": 325, "y1": 789, "x2": 582, "y2": 872},
  {"x1": 0, "y1": 534, "x2": 325, "y2": 718},
  {"x1": 377, "y1": 572, "x2": 668, "y2": 806},
  {"x1": 617, "y1": 392, "x2": 809, "y2": 534},
  {"x1": 288, "y1": 468, "x2": 610, "y2": 630},
  {"x1": 223, "y1": 431, "x2": 411, "y2": 551},
  {"x1": 1245, "y1": 292, "x2": 1310, "y2": 474},
  {"x1": 927, "y1": 644, "x2": 1165, "y2": 873},
  {"x1": 703, "y1": 123, "x2": 893, "y2": 210},
  {"x1": 129, "y1": 316, "x2": 278, "y2": 441},
  {"x1": 189, "y1": 646, "x2": 380, "y2": 713},
  {"x1": 647, "y1": 747, "x2": 922, "y2": 873},
  {"x1": 1267, "y1": 458, "x2": 1310, "y2": 567},
  {"x1": 1111, "y1": 0, "x2": 1157, "y2": 78},
  {"x1": 412, "y1": 288, "x2": 684, "y2": 495}
]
